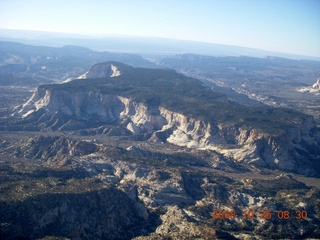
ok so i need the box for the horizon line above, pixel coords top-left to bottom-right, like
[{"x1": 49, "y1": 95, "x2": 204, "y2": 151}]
[{"x1": 1, "y1": 28, "x2": 320, "y2": 61}]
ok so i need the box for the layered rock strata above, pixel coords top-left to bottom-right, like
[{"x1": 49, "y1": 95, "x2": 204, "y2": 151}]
[{"x1": 15, "y1": 85, "x2": 320, "y2": 175}]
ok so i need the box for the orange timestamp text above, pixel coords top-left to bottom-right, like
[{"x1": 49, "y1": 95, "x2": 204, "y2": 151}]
[{"x1": 212, "y1": 209, "x2": 308, "y2": 220}]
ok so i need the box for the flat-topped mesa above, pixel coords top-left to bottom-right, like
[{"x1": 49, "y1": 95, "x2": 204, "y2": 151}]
[{"x1": 8, "y1": 62, "x2": 320, "y2": 176}]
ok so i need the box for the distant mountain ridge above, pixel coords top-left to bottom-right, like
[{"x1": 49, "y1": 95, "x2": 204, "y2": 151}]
[
  {"x1": 0, "y1": 41, "x2": 155, "y2": 85},
  {"x1": 1, "y1": 29, "x2": 320, "y2": 61}
]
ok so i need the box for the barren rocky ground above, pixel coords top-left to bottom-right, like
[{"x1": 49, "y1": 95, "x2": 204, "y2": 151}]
[{"x1": 1, "y1": 131, "x2": 320, "y2": 239}]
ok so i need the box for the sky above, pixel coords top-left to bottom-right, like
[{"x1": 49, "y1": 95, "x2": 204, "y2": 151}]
[{"x1": 0, "y1": 0, "x2": 319, "y2": 57}]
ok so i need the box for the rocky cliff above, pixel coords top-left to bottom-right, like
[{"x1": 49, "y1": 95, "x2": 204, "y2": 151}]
[
  {"x1": 298, "y1": 78, "x2": 320, "y2": 95},
  {"x1": 8, "y1": 62, "x2": 320, "y2": 176},
  {"x1": 63, "y1": 62, "x2": 125, "y2": 82}
]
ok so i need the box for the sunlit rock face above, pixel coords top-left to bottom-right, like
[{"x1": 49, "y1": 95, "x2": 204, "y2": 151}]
[
  {"x1": 63, "y1": 62, "x2": 124, "y2": 83},
  {"x1": 15, "y1": 90, "x2": 320, "y2": 176},
  {"x1": 10, "y1": 62, "x2": 320, "y2": 176},
  {"x1": 79, "y1": 63, "x2": 122, "y2": 79},
  {"x1": 298, "y1": 78, "x2": 320, "y2": 95},
  {"x1": 312, "y1": 78, "x2": 320, "y2": 90}
]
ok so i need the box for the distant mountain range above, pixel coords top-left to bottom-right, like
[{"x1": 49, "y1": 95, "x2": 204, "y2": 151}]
[
  {"x1": 1, "y1": 28, "x2": 320, "y2": 61},
  {"x1": 0, "y1": 40, "x2": 155, "y2": 85}
]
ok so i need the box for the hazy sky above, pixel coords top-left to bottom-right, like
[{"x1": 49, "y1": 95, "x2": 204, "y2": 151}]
[{"x1": 0, "y1": 0, "x2": 319, "y2": 57}]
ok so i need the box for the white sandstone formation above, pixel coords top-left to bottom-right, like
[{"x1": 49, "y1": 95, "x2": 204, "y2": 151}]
[
  {"x1": 297, "y1": 78, "x2": 320, "y2": 95},
  {"x1": 63, "y1": 63, "x2": 122, "y2": 83},
  {"x1": 16, "y1": 85, "x2": 319, "y2": 174}
]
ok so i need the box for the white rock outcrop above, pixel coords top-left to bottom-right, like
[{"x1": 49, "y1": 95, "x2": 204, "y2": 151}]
[
  {"x1": 15, "y1": 85, "x2": 320, "y2": 174},
  {"x1": 297, "y1": 78, "x2": 320, "y2": 95},
  {"x1": 63, "y1": 63, "x2": 122, "y2": 83},
  {"x1": 81, "y1": 63, "x2": 121, "y2": 79}
]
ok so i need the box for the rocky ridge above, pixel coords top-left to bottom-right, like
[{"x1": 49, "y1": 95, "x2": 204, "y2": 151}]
[{"x1": 0, "y1": 41, "x2": 154, "y2": 86}]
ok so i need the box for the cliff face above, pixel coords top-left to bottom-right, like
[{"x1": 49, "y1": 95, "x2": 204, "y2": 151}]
[
  {"x1": 19, "y1": 88, "x2": 125, "y2": 122},
  {"x1": 298, "y1": 78, "x2": 320, "y2": 95},
  {"x1": 312, "y1": 78, "x2": 320, "y2": 90},
  {"x1": 75, "y1": 62, "x2": 123, "y2": 80},
  {"x1": 15, "y1": 84, "x2": 320, "y2": 176}
]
